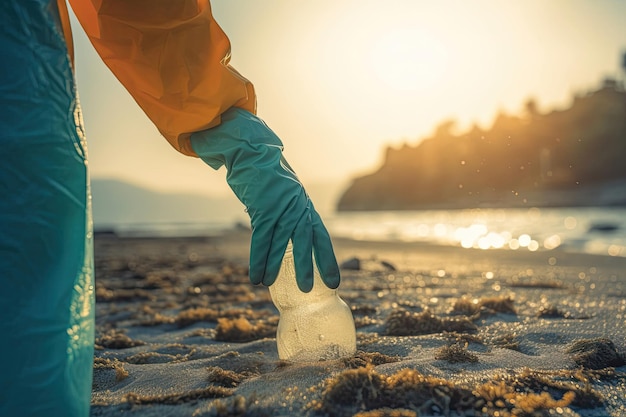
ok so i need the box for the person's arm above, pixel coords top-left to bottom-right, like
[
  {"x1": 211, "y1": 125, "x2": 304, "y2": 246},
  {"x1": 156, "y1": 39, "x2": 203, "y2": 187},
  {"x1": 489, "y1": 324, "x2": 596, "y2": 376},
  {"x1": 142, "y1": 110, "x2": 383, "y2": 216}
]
[
  {"x1": 69, "y1": 0, "x2": 340, "y2": 291},
  {"x1": 68, "y1": 0, "x2": 255, "y2": 155}
]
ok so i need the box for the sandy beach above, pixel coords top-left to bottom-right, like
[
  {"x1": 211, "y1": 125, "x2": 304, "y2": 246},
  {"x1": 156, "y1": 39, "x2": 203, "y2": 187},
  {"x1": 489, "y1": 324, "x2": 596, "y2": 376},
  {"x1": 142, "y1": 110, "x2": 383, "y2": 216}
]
[{"x1": 90, "y1": 230, "x2": 626, "y2": 416}]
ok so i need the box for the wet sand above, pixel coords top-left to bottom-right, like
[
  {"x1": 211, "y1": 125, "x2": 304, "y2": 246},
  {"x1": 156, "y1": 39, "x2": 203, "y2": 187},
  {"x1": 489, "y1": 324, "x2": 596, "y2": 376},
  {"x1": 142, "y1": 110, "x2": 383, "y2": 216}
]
[{"x1": 90, "y1": 231, "x2": 626, "y2": 416}]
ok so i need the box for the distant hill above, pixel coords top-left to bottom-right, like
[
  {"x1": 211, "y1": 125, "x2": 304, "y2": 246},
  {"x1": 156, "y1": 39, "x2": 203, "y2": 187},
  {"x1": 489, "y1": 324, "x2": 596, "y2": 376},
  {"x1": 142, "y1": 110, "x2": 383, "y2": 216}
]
[
  {"x1": 338, "y1": 80, "x2": 626, "y2": 211},
  {"x1": 91, "y1": 178, "x2": 246, "y2": 229},
  {"x1": 90, "y1": 178, "x2": 346, "y2": 231}
]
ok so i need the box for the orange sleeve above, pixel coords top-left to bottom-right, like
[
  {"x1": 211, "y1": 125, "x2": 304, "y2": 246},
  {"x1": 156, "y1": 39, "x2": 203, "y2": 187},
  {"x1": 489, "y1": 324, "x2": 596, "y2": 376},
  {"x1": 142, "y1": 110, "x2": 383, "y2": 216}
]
[
  {"x1": 67, "y1": 0, "x2": 256, "y2": 156},
  {"x1": 57, "y1": 0, "x2": 75, "y2": 67}
]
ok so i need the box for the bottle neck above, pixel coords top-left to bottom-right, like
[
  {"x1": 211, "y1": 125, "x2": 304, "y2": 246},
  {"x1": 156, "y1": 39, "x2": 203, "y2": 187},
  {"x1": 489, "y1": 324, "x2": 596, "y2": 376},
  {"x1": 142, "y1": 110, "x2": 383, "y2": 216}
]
[{"x1": 269, "y1": 241, "x2": 335, "y2": 310}]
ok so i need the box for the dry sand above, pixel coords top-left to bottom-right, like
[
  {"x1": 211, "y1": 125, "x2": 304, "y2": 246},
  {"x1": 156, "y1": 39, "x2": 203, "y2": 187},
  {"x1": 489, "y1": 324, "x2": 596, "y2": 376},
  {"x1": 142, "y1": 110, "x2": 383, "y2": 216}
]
[{"x1": 90, "y1": 231, "x2": 626, "y2": 416}]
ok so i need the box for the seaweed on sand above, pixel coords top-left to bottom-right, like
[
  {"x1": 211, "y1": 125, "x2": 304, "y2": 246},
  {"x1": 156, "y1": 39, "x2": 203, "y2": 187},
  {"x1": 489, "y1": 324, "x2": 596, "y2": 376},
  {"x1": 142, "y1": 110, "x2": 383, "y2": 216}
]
[
  {"x1": 474, "y1": 380, "x2": 574, "y2": 416},
  {"x1": 176, "y1": 307, "x2": 222, "y2": 327},
  {"x1": 493, "y1": 367, "x2": 608, "y2": 409},
  {"x1": 95, "y1": 328, "x2": 145, "y2": 349},
  {"x1": 434, "y1": 343, "x2": 479, "y2": 363},
  {"x1": 93, "y1": 357, "x2": 129, "y2": 382},
  {"x1": 451, "y1": 295, "x2": 516, "y2": 317},
  {"x1": 311, "y1": 366, "x2": 614, "y2": 416},
  {"x1": 566, "y1": 337, "x2": 626, "y2": 369},
  {"x1": 384, "y1": 309, "x2": 477, "y2": 336},
  {"x1": 313, "y1": 366, "x2": 479, "y2": 416},
  {"x1": 343, "y1": 350, "x2": 402, "y2": 369},
  {"x1": 207, "y1": 366, "x2": 259, "y2": 388},
  {"x1": 214, "y1": 316, "x2": 277, "y2": 343}
]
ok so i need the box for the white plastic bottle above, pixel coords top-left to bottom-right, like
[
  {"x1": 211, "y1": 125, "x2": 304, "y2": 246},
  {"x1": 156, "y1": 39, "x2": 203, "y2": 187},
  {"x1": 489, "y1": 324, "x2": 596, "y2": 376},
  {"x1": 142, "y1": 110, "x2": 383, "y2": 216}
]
[{"x1": 269, "y1": 243, "x2": 356, "y2": 362}]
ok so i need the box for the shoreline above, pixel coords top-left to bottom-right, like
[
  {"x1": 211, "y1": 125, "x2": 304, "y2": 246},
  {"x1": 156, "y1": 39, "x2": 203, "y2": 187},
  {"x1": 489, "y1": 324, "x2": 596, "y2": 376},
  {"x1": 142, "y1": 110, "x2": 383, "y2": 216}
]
[{"x1": 95, "y1": 229, "x2": 626, "y2": 265}]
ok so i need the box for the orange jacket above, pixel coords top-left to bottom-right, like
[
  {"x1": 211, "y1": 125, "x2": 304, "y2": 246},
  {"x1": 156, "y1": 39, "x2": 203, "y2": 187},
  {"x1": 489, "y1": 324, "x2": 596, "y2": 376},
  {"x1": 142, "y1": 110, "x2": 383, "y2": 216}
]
[{"x1": 60, "y1": 0, "x2": 256, "y2": 156}]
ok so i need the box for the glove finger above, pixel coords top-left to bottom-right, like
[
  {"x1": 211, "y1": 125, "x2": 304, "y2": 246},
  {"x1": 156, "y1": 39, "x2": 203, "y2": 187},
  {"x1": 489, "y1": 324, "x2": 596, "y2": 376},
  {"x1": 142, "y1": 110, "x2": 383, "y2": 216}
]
[
  {"x1": 311, "y1": 209, "x2": 341, "y2": 289},
  {"x1": 260, "y1": 191, "x2": 309, "y2": 286},
  {"x1": 292, "y1": 209, "x2": 314, "y2": 293},
  {"x1": 248, "y1": 217, "x2": 277, "y2": 285},
  {"x1": 259, "y1": 216, "x2": 294, "y2": 287},
  {"x1": 261, "y1": 232, "x2": 291, "y2": 287},
  {"x1": 249, "y1": 190, "x2": 303, "y2": 285}
]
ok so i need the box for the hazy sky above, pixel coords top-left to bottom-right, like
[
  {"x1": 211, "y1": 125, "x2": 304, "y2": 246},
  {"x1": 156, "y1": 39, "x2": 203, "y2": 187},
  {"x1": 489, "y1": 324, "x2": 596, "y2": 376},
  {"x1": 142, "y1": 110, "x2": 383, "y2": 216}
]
[{"x1": 70, "y1": 0, "x2": 626, "y2": 198}]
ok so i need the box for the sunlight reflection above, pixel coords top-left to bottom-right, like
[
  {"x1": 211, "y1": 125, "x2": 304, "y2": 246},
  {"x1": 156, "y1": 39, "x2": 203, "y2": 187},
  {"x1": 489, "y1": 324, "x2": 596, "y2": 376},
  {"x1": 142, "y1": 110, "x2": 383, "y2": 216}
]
[
  {"x1": 329, "y1": 207, "x2": 625, "y2": 258},
  {"x1": 454, "y1": 224, "x2": 487, "y2": 248},
  {"x1": 477, "y1": 232, "x2": 506, "y2": 250},
  {"x1": 564, "y1": 216, "x2": 578, "y2": 230},
  {"x1": 452, "y1": 224, "x2": 546, "y2": 252},
  {"x1": 608, "y1": 245, "x2": 623, "y2": 256},
  {"x1": 433, "y1": 223, "x2": 447, "y2": 237},
  {"x1": 543, "y1": 234, "x2": 562, "y2": 250},
  {"x1": 518, "y1": 234, "x2": 531, "y2": 247},
  {"x1": 416, "y1": 224, "x2": 429, "y2": 237}
]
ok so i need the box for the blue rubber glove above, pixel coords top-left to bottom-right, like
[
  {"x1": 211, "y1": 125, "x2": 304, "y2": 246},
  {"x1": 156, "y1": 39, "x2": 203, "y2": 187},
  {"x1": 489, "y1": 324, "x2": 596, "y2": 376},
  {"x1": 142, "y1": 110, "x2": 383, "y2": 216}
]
[{"x1": 190, "y1": 108, "x2": 340, "y2": 292}]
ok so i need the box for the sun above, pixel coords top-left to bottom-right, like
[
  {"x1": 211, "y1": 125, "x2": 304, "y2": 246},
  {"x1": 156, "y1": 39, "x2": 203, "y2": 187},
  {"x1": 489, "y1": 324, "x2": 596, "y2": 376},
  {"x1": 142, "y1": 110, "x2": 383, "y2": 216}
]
[{"x1": 368, "y1": 27, "x2": 449, "y2": 93}]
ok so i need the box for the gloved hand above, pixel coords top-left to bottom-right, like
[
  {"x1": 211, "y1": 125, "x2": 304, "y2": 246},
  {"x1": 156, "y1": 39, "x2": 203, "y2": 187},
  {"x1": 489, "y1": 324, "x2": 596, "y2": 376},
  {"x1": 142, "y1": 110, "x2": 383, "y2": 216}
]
[{"x1": 190, "y1": 108, "x2": 340, "y2": 292}]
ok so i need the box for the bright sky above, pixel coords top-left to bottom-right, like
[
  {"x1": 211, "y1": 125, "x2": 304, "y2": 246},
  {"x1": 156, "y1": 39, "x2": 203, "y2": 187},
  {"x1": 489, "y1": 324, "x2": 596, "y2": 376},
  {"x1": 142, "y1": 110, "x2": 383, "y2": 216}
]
[{"x1": 70, "y1": 0, "x2": 626, "y2": 198}]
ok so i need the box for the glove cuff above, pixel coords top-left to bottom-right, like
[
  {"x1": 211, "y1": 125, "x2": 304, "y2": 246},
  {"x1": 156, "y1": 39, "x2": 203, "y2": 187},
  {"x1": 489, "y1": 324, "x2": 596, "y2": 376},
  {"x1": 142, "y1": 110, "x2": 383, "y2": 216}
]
[{"x1": 190, "y1": 107, "x2": 285, "y2": 171}]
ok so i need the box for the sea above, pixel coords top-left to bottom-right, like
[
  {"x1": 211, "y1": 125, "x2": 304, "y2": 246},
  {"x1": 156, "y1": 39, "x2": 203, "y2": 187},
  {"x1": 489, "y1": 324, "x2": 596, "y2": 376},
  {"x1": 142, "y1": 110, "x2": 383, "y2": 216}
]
[{"x1": 101, "y1": 206, "x2": 626, "y2": 259}]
